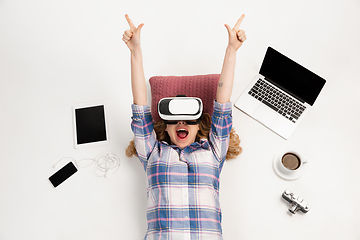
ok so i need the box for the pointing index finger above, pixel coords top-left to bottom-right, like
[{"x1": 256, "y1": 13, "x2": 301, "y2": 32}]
[
  {"x1": 233, "y1": 14, "x2": 245, "y2": 31},
  {"x1": 125, "y1": 14, "x2": 136, "y2": 30}
]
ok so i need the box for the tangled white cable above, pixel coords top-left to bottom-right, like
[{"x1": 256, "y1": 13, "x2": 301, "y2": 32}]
[
  {"x1": 93, "y1": 153, "x2": 121, "y2": 177},
  {"x1": 54, "y1": 153, "x2": 121, "y2": 178}
]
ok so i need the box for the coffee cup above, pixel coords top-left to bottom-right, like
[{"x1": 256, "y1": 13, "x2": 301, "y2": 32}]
[{"x1": 277, "y1": 150, "x2": 307, "y2": 174}]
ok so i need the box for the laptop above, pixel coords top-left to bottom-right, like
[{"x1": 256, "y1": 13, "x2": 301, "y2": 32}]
[{"x1": 234, "y1": 47, "x2": 326, "y2": 139}]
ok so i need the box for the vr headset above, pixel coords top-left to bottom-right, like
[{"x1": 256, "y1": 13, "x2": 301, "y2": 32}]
[{"x1": 158, "y1": 96, "x2": 203, "y2": 122}]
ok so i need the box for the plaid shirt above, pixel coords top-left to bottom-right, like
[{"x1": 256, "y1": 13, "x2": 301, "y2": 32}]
[{"x1": 131, "y1": 101, "x2": 232, "y2": 240}]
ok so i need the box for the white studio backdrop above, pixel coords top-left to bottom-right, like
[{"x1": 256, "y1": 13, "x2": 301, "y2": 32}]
[{"x1": 1, "y1": 0, "x2": 360, "y2": 239}]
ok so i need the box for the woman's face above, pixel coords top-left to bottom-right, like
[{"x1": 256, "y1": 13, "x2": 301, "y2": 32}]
[{"x1": 165, "y1": 120, "x2": 199, "y2": 149}]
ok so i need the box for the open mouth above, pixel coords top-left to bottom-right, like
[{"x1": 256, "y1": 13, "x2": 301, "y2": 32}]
[{"x1": 176, "y1": 128, "x2": 189, "y2": 140}]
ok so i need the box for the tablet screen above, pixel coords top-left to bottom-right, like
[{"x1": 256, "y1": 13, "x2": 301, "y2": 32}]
[{"x1": 73, "y1": 102, "x2": 108, "y2": 148}]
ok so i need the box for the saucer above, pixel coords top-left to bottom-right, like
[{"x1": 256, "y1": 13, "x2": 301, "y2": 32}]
[{"x1": 273, "y1": 151, "x2": 308, "y2": 180}]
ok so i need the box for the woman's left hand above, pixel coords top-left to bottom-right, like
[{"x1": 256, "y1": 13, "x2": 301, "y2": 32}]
[{"x1": 224, "y1": 14, "x2": 247, "y2": 51}]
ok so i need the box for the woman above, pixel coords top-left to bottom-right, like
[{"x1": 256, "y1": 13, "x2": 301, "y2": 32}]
[{"x1": 123, "y1": 14, "x2": 246, "y2": 240}]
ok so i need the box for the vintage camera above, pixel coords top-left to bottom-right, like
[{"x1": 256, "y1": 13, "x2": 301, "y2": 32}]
[{"x1": 282, "y1": 190, "x2": 310, "y2": 214}]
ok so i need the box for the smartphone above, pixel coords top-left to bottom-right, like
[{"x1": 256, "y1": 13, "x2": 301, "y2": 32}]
[{"x1": 49, "y1": 162, "x2": 78, "y2": 187}]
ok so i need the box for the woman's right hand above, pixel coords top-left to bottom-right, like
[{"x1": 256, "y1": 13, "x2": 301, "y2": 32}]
[{"x1": 122, "y1": 14, "x2": 144, "y2": 52}]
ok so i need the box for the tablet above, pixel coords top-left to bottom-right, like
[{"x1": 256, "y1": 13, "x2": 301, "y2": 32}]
[{"x1": 72, "y1": 100, "x2": 109, "y2": 148}]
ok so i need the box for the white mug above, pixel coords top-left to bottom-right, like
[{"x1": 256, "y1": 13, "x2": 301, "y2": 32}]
[{"x1": 277, "y1": 150, "x2": 308, "y2": 174}]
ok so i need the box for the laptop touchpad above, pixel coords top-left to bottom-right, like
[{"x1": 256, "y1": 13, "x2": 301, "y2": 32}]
[{"x1": 252, "y1": 105, "x2": 278, "y2": 126}]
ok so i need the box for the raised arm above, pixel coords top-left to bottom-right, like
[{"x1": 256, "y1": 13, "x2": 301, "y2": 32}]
[
  {"x1": 122, "y1": 14, "x2": 147, "y2": 106},
  {"x1": 216, "y1": 14, "x2": 247, "y2": 103}
]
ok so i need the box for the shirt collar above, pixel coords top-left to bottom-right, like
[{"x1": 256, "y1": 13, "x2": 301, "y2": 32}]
[{"x1": 161, "y1": 139, "x2": 210, "y2": 153}]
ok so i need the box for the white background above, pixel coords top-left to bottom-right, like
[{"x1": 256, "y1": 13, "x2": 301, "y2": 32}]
[{"x1": 1, "y1": 0, "x2": 360, "y2": 239}]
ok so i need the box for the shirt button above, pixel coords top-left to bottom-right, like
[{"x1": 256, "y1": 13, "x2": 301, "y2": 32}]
[{"x1": 185, "y1": 216, "x2": 189, "y2": 220}]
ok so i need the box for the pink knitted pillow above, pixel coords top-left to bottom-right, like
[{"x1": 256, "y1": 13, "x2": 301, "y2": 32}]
[{"x1": 149, "y1": 74, "x2": 220, "y2": 122}]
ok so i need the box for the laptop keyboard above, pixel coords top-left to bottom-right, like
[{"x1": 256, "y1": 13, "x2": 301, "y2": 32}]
[{"x1": 248, "y1": 79, "x2": 306, "y2": 123}]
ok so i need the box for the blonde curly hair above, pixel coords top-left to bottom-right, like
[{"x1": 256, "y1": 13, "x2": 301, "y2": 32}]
[{"x1": 126, "y1": 113, "x2": 242, "y2": 160}]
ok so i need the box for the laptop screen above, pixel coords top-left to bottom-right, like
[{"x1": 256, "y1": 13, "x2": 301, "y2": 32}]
[{"x1": 259, "y1": 47, "x2": 326, "y2": 105}]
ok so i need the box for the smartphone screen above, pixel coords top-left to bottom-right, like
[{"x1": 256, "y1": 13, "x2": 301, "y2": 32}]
[{"x1": 49, "y1": 162, "x2": 78, "y2": 187}]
